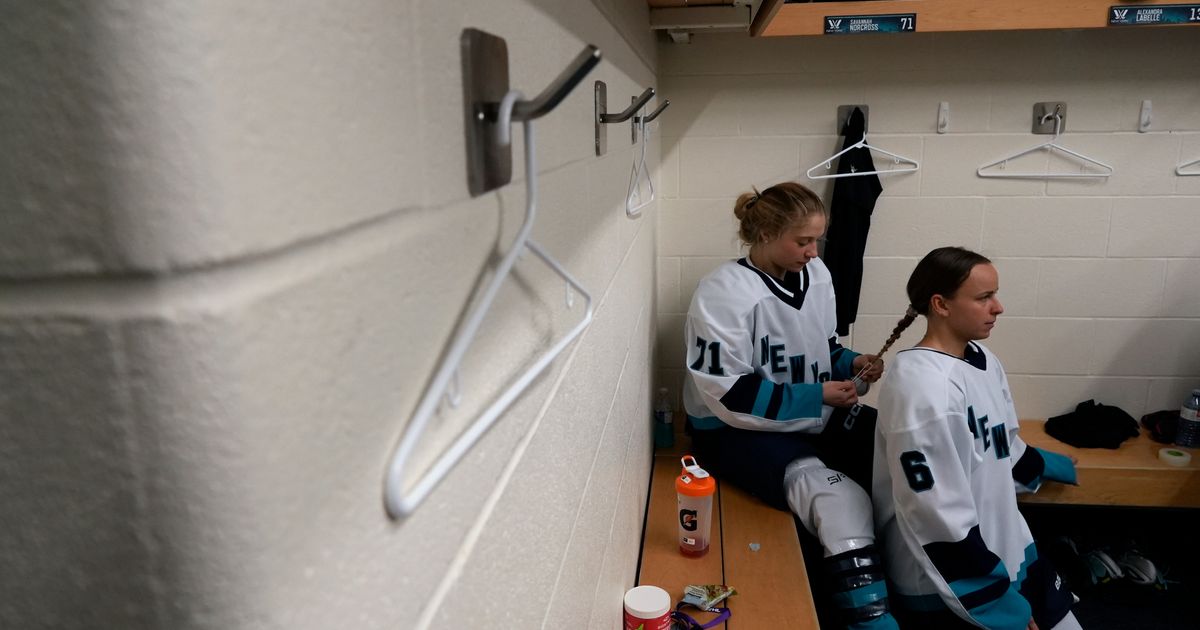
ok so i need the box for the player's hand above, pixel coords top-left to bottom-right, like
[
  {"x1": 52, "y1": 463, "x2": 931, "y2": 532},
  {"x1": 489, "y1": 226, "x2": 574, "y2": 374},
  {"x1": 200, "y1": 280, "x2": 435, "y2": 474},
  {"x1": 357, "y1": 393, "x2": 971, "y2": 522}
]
[
  {"x1": 1027, "y1": 619, "x2": 1040, "y2": 630},
  {"x1": 852, "y1": 354, "x2": 884, "y2": 382},
  {"x1": 823, "y1": 381, "x2": 858, "y2": 407}
]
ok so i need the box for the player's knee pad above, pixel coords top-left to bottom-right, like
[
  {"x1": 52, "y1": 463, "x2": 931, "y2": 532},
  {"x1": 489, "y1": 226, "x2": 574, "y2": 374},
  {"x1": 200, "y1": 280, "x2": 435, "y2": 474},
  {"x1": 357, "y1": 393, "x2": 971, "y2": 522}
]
[
  {"x1": 826, "y1": 545, "x2": 898, "y2": 630},
  {"x1": 783, "y1": 457, "x2": 875, "y2": 557}
]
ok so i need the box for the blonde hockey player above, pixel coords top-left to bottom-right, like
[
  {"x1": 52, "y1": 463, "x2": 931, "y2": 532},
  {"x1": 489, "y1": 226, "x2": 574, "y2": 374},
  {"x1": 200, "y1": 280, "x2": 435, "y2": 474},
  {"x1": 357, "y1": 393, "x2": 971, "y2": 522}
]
[{"x1": 683, "y1": 181, "x2": 897, "y2": 630}]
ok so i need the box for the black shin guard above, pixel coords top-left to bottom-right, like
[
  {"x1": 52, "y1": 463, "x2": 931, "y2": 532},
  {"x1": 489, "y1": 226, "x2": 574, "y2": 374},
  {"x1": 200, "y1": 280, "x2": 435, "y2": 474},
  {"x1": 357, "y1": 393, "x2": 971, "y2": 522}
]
[{"x1": 825, "y1": 545, "x2": 895, "y2": 627}]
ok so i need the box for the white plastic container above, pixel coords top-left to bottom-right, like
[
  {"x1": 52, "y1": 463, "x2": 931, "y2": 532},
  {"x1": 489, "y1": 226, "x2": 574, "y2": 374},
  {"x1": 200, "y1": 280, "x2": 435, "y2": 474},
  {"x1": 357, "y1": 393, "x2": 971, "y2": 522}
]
[{"x1": 623, "y1": 585, "x2": 671, "y2": 630}]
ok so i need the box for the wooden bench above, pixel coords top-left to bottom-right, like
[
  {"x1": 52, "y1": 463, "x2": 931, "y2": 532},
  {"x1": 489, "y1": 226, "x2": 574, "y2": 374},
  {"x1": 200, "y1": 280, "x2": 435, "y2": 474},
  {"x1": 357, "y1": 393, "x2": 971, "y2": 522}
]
[
  {"x1": 634, "y1": 417, "x2": 1198, "y2": 628},
  {"x1": 636, "y1": 418, "x2": 820, "y2": 629},
  {"x1": 1018, "y1": 419, "x2": 1200, "y2": 508}
]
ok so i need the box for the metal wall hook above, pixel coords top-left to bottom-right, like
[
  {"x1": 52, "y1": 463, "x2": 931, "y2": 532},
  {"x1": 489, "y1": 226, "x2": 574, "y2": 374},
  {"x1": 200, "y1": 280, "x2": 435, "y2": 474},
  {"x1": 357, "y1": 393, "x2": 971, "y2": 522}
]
[
  {"x1": 1032, "y1": 102, "x2": 1067, "y2": 135},
  {"x1": 463, "y1": 28, "x2": 602, "y2": 196},
  {"x1": 638, "y1": 99, "x2": 671, "y2": 123},
  {"x1": 481, "y1": 47, "x2": 602, "y2": 125},
  {"x1": 600, "y1": 87, "x2": 654, "y2": 123},
  {"x1": 632, "y1": 99, "x2": 670, "y2": 144},
  {"x1": 595, "y1": 83, "x2": 655, "y2": 155},
  {"x1": 1040, "y1": 109, "x2": 1064, "y2": 137}
]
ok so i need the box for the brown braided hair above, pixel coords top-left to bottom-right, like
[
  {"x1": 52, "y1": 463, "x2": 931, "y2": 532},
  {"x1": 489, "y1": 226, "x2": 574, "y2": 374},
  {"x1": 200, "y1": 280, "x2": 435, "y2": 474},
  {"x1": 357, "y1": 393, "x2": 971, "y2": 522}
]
[{"x1": 873, "y1": 306, "x2": 918, "y2": 359}]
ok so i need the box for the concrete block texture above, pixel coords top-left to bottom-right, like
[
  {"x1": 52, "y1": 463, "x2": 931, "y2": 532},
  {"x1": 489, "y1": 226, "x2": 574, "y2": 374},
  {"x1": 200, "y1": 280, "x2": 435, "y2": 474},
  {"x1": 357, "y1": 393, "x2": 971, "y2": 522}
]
[
  {"x1": 2, "y1": 0, "x2": 421, "y2": 277},
  {"x1": 1, "y1": 1, "x2": 659, "y2": 629},
  {"x1": 0, "y1": 320, "x2": 160, "y2": 630},
  {"x1": 659, "y1": 27, "x2": 1200, "y2": 419},
  {"x1": 982, "y1": 197, "x2": 1111, "y2": 258},
  {"x1": 865, "y1": 197, "x2": 984, "y2": 257}
]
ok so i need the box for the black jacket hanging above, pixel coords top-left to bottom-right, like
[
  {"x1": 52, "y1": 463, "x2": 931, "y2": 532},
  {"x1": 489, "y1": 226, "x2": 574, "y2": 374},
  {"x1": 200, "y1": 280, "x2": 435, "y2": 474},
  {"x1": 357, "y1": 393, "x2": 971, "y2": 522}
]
[{"x1": 823, "y1": 107, "x2": 881, "y2": 336}]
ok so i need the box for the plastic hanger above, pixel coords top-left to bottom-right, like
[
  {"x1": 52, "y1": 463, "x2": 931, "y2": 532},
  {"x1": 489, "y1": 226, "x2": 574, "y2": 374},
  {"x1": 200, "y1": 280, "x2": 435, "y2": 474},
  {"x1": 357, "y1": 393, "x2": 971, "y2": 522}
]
[
  {"x1": 384, "y1": 89, "x2": 594, "y2": 519},
  {"x1": 805, "y1": 133, "x2": 919, "y2": 180},
  {"x1": 626, "y1": 111, "x2": 654, "y2": 216},
  {"x1": 1177, "y1": 156, "x2": 1200, "y2": 176},
  {"x1": 625, "y1": 98, "x2": 668, "y2": 217},
  {"x1": 977, "y1": 111, "x2": 1113, "y2": 179}
]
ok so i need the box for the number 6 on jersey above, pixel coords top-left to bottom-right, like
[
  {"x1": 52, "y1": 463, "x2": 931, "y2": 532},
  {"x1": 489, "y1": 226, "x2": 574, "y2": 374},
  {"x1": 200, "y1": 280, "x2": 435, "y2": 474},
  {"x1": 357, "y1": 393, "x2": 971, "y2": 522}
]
[{"x1": 900, "y1": 450, "x2": 934, "y2": 492}]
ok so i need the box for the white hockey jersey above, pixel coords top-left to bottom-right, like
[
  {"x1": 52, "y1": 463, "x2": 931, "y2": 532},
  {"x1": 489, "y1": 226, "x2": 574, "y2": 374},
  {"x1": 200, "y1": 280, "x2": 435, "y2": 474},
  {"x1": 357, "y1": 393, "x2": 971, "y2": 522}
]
[
  {"x1": 872, "y1": 342, "x2": 1073, "y2": 629},
  {"x1": 683, "y1": 257, "x2": 858, "y2": 433}
]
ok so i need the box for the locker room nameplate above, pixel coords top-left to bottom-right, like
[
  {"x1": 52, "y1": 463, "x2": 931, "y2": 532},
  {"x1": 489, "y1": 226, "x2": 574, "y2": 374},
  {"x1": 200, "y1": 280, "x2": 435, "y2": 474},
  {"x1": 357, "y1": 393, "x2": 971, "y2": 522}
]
[
  {"x1": 823, "y1": 13, "x2": 916, "y2": 34},
  {"x1": 1108, "y1": 4, "x2": 1200, "y2": 25}
]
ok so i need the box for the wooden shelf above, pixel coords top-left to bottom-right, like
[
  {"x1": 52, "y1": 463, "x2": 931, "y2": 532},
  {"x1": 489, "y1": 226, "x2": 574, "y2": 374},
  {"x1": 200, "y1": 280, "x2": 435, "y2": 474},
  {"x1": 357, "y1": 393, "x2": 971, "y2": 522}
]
[
  {"x1": 754, "y1": 0, "x2": 1199, "y2": 37},
  {"x1": 1018, "y1": 419, "x2": 1200, "y2": 509}
]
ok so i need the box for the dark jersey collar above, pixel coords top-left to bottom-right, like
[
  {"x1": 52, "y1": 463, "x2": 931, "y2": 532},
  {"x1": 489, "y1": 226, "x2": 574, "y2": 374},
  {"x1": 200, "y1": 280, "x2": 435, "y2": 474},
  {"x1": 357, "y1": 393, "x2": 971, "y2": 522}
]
[
  {"x1": 963, "y1": 341, "x2": 987, "y2": 370},
  {"x1": 899, "y1": 341, "x2": 988, "y2": 371},
  {"x1": 737, "y1": 257, "x2": 809, "y2": 310}
]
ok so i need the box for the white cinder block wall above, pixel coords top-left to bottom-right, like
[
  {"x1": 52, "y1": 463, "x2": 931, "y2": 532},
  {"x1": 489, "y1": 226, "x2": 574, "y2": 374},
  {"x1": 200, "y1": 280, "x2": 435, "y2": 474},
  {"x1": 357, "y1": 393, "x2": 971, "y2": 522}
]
[
  {"x1": 656, "y1": 28, "x2": 1200, "y2": 420},
  {"x1": 1, "y1": 1, "x2": 661, "y2": 629}
]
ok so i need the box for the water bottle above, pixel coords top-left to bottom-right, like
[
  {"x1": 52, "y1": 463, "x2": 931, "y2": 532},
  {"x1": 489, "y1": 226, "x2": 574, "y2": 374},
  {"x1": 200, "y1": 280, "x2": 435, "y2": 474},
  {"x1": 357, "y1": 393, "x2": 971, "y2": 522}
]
[
  {"x1": 676, "y1": 455, "x2": 715, "y2": 557},
  {"x1": 1174, "y1": 388, "x2": 1200, "y2": 448},
  {"x1": 653, "y1": 387, "x2": 674, "y2": 449}
]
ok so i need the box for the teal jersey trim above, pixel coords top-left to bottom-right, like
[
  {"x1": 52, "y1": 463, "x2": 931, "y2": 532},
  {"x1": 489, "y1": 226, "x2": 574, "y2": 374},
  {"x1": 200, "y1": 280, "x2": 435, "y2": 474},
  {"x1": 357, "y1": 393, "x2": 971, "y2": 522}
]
[
  {"x1": 778, "y1": 382, "x2": 824, "y2": 420},
  {"x1": 831, "y1": 347, "x2": 860, "y2": 381},
  {"x1": 752, "y1": 379, "x2": 774, "y2": 417},
  {"x1": 948, "y1": 559, "x2": 1008, "y2": 601},
  {"x1": 956, "y1": 560, "x2": 1030, "y2": 630},
  {"x1": 1036, "y1": 448, "x2": 1078, "y2": 485},
  {"x1": 1015, "y1": 542, "x2": 1037, "y2": 586},
  {"x1": 965, "y1": 584, "x2": 1031, "y2": 630},
  {"x1": 901, "y1": 561, "x2": 1033, "y2": 630}
]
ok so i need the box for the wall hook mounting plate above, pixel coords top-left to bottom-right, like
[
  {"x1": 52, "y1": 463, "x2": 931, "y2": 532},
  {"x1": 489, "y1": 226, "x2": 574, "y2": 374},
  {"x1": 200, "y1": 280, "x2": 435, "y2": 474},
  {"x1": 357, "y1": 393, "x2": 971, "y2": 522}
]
[{"x1": 462, "y1": 29, "x2": 512, "y2": 196}]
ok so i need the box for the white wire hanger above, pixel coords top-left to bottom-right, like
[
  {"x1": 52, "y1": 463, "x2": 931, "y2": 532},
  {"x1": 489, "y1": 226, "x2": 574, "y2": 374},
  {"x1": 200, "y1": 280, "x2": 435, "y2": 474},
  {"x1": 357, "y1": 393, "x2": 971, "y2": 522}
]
[
  {"x1": 1177, "y1": 155, "x2": 1200, "y2": 176},
  {"x1": 384, "y1": 89, "x2": 594, "y2": 520},
  {"x1": 625, "y1": 99, "x2": 668, "y2": 217},
  {"x1": 805, "y1": 133, "x2": 919, "y2": 180},
  {"x1": 977, "y1": 108, "x2": 1113, "y2": 179}
]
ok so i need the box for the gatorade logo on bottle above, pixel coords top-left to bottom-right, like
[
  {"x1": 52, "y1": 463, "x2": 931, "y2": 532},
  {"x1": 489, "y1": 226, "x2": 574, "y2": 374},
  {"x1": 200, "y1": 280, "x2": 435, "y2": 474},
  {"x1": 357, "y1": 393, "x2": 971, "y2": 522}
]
[{"x1": 679, "y1": 508, "x2": 698, "y2": 531}]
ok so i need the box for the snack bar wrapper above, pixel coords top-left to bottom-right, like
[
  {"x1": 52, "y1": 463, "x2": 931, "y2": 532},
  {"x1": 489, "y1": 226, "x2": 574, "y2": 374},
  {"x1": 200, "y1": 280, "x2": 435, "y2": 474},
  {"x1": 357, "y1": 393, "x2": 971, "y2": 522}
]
[{"x1": 679, "y1": 584, "x2": 736, "y2": 613}]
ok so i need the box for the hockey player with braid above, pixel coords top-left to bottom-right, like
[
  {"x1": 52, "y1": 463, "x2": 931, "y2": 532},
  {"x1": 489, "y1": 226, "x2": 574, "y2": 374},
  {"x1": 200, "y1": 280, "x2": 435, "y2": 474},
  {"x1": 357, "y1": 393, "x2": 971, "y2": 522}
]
[
  {"x1": 873, "y1": 247, "x2": 1081, "y2": 630},
  {"x1": 683, "y1": 181, "x2": 898, "y2": 630}
]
